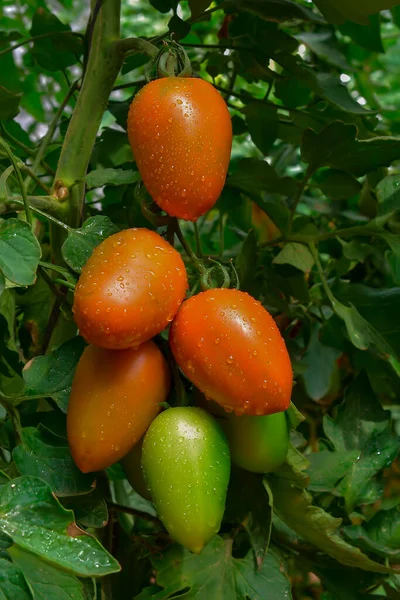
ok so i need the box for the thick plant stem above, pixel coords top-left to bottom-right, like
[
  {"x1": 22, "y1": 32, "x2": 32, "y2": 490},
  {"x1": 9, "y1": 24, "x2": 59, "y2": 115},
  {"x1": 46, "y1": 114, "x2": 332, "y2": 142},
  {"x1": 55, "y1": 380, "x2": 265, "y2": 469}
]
[{"x1": 53, "y1": 0, "x2": 125, "y2": 229}]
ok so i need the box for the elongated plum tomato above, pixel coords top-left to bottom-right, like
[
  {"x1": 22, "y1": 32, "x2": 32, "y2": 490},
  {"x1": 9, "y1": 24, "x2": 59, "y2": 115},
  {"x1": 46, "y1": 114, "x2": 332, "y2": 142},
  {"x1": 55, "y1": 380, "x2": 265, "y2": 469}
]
[
  {"x1": 170, "y1": 289, "x2": 292, "y2": 416},
  {"x1": 224, "y1": 411, "x2": 289, "y2": 473},
  {"x1": 73, "y1": 228, "x2": 187, "y2": 349},
  {"x1": 127, "y1": 77, "x2": 232, "y2": 222},
  {"x1": 141, "y1": 407, "x2": 230, "y2": 553},
  {"x1": 67, "y1": 341, "x2": 170, "y2": 473}
]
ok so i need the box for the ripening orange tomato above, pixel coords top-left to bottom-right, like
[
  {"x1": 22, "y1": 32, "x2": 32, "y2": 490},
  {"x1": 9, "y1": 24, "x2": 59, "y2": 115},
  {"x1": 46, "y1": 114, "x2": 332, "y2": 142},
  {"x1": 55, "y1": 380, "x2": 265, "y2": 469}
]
[
  {"x1": 73, "y1": 228, "x2": 187, "y2": 349},
  {"x1": 127, "y1": 77, "x2": 232, "y2": 221},
  {"x1": 170, "y1": 289, "x2": 292, "y2": 416},
  {"x1": 67, "y1": 341, "x2": 171, "y2": 473}
]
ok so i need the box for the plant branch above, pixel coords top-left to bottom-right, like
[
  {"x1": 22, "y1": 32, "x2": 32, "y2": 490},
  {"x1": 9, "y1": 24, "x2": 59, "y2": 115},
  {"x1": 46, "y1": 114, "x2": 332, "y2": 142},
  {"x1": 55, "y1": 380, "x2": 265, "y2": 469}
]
[
  {"x1": 0, "y1": 196, "x2": 69, "y2": 226},
  {"x1": 0, "y1": 124, "x2": 55, "y2": 175},
  {"x1": 172, "y1": 219, "x2": 206, "y2": 275},
  {"x1": 107, "y1": 501, "x2": 162, "y2": 525},
  {"x1": 116, "y1": 37, "x2": 158, "y2": 58},
  {"x1": 308, "y1": 242, "x2": 336, "y2": 306},
  {"x1": 288, "y1": 165, "x2": 314, "y2": 230},
  {"x1": 25, "y1": 79, "x2": 80, "y2": 193},
  {"x1": 112, "y1": 78, "x2": 147, "y2": 91},
  {"x1": 19, "y1": 164, "x2": 51, "y2": 193},
  {"x1": 0, "y1": 137, "x2": 32, "y2": 225},
  {"x1": 0, "y1": 31, "x2": 84, "y2": 59}
]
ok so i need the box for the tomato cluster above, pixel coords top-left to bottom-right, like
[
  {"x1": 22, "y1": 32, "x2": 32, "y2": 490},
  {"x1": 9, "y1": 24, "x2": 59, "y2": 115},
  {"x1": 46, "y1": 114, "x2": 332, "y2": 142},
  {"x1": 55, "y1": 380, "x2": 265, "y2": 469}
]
[{"x1": 67, "y1": 73, "x2": 293, "y2": 555}]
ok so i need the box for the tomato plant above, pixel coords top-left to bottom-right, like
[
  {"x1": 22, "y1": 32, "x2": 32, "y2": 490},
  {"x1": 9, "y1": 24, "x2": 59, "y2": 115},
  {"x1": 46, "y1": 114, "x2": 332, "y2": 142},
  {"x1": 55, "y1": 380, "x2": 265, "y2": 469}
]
[
  {"x1": 67, "y1": 341, "x2": 170, "y2": 472},
  {"x1": 1, "y1": 0, "x2": 400, "y2": 598},
  {"x1": 127, "y1": 77, "x2": 232, "y2": 221},
  {"x1": 170, "y1": 288, "x2": 292, "y2": 415},
  {"x1": 141, "y1": 407, "x2": 230, "y2": 554},
  {"x1": 73, "y1": 228, "x2": 187, "y2": 349}
]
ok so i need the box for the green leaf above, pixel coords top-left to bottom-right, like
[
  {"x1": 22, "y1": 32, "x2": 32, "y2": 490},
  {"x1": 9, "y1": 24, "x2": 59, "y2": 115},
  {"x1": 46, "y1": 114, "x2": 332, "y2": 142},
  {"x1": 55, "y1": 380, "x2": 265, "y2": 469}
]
[
  {"x1": 275, "y1": 443, "x2": 310, "y2": 488},
  {"x1": 339, "y1": 15, "x2": 384, "y2": 53},
  {"x1": 343, "y1": 504, "x2": 400, "y2": 561},
  {"x1": 0, "y1": 476, "x2": 120, "y2": 577},
  {"x1": 225, "y1": 468, "x2": 272, "y2": 567},
  {"x1": 13, "y1": 427, "x2": 95, "y2": 497},
  {"x1": 61, "y1": 216, "x2": 119, "y2": 274},
  {"x1": 301, "y1": 122, "x2": 357, "y2": 170},
  {"x1": 235, "y1": 230, "x2": 258, "y2": 291},
  {"x1": 295, "y1": 32, "x2": 351, "y2": 70},
  {"x1": 9, "y1": 546, "x2": 86, "y2": 600},
  {"x1": 313, "y1": 0, "x2": 399, "y2": 25},
  {"x1": 188, "y1": 0, "x2": 212, "y2": 17},
  {"x1": 228, "y1": 158, "x2": 297, "y2": 198},
  {"x1": 0, "y1": 557, "x2": 32, "y2": 600},
  {"x1": 168, "y1": 15, "x2": 191, "y2": 40},
  {"x1": 0, "y1": 219, "x2": 41, "y2": 286},
  {"x1": 267, "y1": 475, "x2": 393, "y2": 573},
  {"x1": 61, "y1": 490, "x2": 108, "y2": 529},
  {"x1": 30, "y1": 8, "x2": 83, "y2": 71},
  {"x1": 339, "y1": 239, "x2": 372, "y2": 262},
  {"x1": 333, "y1": 282, "x2": 400, "y2": 357},
  {"x1": 136, "y1": 536, "x2": 292, "y2": 599},
  {"x1": 333, "y1": 300, "x2": 393, "y2": 355},
  {"x1": 224, "y1": 0, "x2": 324, "y2": 23},
  {"x1": 273, "y1": 243, "x2": 314, "y2": 273},
  {"x1": 307, "y1": 450, "x2": 360, "y2": 493},
  {"x1": 22, "y1": 336, "x2": 86, "y2": 413},
  {"x1": 314, "y1": 168, "x2": 362, "y2": 201},
  {"x1": 300, "y1": 324, "x2": 341, "y2": 400},
  {"x1": 150, "y1": 0, "x2": 176, "y2": 13},
  {"x1": 376, "y1": 174, "x2": 400, "y2": 216},
  {"x1": 242, "y1": 104, "x2": 278, "y2": 155},
  {"x1": 85, "y1": 168, "x2": 140, "y2": 189},
  {"x1": 0, "y1": 86, "x2": 22, "y2": 121},
  {"x1": 323, "y1": 372, "x2": 400, "y2": 511}
]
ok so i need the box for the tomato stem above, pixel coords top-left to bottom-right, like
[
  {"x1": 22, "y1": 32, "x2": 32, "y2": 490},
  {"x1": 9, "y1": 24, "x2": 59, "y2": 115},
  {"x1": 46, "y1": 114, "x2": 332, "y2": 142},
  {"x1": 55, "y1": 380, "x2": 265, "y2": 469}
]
[{"x1": 172, "y1": 219, "x2": 206, "y2": 276}]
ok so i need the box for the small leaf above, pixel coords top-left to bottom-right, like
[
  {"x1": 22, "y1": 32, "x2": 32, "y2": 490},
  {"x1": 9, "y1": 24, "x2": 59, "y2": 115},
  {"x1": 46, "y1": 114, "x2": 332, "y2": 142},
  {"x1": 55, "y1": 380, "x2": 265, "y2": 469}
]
[
  {"x1": 0, "y1": 476, "x2": 120, "y2": 577},
  {"x1": 339, "y1": 14, "x2": 384, "y2": 53},
  {"x1": 168, "y1": 15, "x2": 191, "y2": 40},
  {"x1": 61, "y1": 216, "x2": 119, "y2": 274},
  {"x1": 22, "y1": 336, "x2": 86, "y2": 413},
  {"x1": 301, "y1": 121, "x2": 357, "y2": 169},
  {"x1": 150, "y1": 0, "x2": 177, "y2": 13},
  {"x1": 0, "y1": 86, "x2": 22, "y2": 121},
  {"x1": 242, "y1": 104, "x2": 278, "y2": 155},
  {"x1": 314, "y1": 168, "x2": 362, "y2": 201},
  {"x1": 295, "y1": 32, "x2": 351, "y2": 70},
  {"x1": 0, "y1": 557, "x2": 32, "y2": 599},
  {"x1": 9, "y1": 546, "x2": 86, "y2": 600},
  {"x1": 0, "y1": 219, "x2": 41, "y2": 286},
  {"x1": 188, "y1": 0, "x2": 212, "y2": 17},
  {"x1": 307, "y1": 450, "x2": 360, "y2": 493},
  {"x1": 343, "y1": 504, "x2": 400, "y2": 560},
  {"x1": 274, "y1": 243, "x2": 314, "y2": 273},
  {"x1": 13, "y1": 427, "x2": 95, "y2": 497},
  {"x1": 228, "y1": 158, "x2": 297, "y2": 198},
  {"x1": 235, "y1": 230, "x2": 258, "y2": 291},
  {"x1": 224, "y1": 0, "x2": 324, "y2": 23},
  {"x1": 85, "y1": 168, "x2": 140, "y2": 189},
  {"x1": 300, "y1": 324, "x2": 341, "y2": 400},
  {"x1": 61, "y1": 490, "x2": 108, "y2": 529}
]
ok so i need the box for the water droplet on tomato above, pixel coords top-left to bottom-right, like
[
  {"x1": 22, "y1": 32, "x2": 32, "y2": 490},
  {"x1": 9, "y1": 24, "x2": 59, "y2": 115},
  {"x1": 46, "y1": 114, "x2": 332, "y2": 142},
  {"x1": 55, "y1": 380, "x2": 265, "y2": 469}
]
[{"x1": 226, "y1": 355, "x2": 234, "y2": 364}]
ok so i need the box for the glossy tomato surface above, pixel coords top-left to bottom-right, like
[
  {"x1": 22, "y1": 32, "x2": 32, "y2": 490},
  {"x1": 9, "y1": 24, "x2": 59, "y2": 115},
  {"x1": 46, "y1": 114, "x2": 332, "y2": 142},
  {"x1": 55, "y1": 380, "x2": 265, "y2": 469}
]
[
  {"x1": 67, "y1": 341, "x2": 170, "y2": 473},
  {"x1": 73, "y1": 228, "x2": 187, "y2": 349},
  {"x1": 122, "y1": 437, "x2": 151, "y2": 501},
  {"x1": 170, "y1": 289, "x2": 292, "y2": 416},
  {"x1": 127, "y1": 77, "x2": 232, "y2": 221},
  {"x1": 224, "y1": 411, "x2": 289, "y2": 473},
  {"x1": 141, "y1": 407, "x2": 230, "y2": 553}
]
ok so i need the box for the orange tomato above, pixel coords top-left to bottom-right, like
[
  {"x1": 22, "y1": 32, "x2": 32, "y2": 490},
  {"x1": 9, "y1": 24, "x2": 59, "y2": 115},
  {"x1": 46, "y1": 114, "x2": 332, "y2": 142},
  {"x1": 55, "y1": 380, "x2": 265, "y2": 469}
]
[
  {"x1": 67, "y1": 341, "x2": 170, "y2": 473},
  {"x1": 170, "y1": 289, "x2": 292, "y2": 416},
  {"x1": 127, "y1": 77, "x2": 232, "y2": 221},
  {"x1": 73, "y1": 228, "x2": 187, "y2": 349}
]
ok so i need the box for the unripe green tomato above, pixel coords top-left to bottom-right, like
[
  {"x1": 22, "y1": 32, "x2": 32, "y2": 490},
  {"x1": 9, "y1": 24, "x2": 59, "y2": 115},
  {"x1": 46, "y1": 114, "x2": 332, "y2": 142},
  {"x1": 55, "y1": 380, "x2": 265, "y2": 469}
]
[
  {"x1": 141, "y1": 407, "x2": 230, "y2": 554},
  {"x1": 223, "y1": 411, "x2": 289, "y2": 474},
  {"x1": 121, "y1": 438, "x2": 151, "y2": 501}
]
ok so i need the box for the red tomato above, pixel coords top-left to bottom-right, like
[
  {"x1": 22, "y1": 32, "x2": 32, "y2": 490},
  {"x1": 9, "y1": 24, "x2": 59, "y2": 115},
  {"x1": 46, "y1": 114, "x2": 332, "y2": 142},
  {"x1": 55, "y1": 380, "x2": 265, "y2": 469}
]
[
  {"x1": 67, "y1": 341, "x2": 170, "y2": 473},
  {"x1": 73, "y1": 228, "x2": 187, "y2": 349},
  {"x1": 127, "y1": 77, "x2": 232, "y2": 221},
  {"x1": 170, "y1": 289, "x2": 292, "y2": 416}
]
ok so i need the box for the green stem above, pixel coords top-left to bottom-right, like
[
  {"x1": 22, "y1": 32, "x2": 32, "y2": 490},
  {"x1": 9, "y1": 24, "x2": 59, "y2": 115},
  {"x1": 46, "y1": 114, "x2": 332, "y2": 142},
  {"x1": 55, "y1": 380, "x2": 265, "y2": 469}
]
[
  {"x1": 0, "y1": 196, "x2": 68, "y2": 224},
  {"x1": 308, "y1": 242, "x2": 336, "y2": 306},
  {"x1": 193, "y1": 222, "x2": 202, "y2": 257},
  {"x1": 107, "y1": 501, "x2": 162, "y2": 525},
  {"x1": 0, "y1": 124, "x2": 55, "y2": 175},
  {"x1": 0, "y1": 400, "x2": 23, "y2": 444},
  {"x1": 39, "y1": 267, "x2": 72, "y2": 304},
  {"x1": 113, "y1": 78, "x2": 147, "y2": 91},
  {"x1": 54, "y1": 278, "x2": 76, "y2": 291},
  {"x1": 173, "y1": 219, "x2": 206, "y2": 275},
  {"x1": 0, "y1": 137, "x2": 32, "y2": 225},
  {"x1": 0, "y1": 31, "x2": 83, "y2": 59},
  {"x1": 39, "y1": 260, "x2": 74, "y2": 279},
  {"x1": 288, "y1": 165, "x2": 314, "y2": 231},
  {"x1": 19, "y1": 164, "x2": 51, "y2": 193},
  {"x1": 116, "y1": 37, "x2": 158, "y2": 58},
  {"x1": 26, "y1": 79, "x2": 79, "y2": 194}
]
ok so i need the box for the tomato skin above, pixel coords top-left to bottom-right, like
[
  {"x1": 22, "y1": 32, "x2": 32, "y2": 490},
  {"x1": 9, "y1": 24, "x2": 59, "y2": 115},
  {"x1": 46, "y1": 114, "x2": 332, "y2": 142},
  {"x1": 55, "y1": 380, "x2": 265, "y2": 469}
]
[
  {"x1": 170, "y1": 289, "x2": 292, "y2": 416},
  {"x1": 127, "y1": 77, "x2": 232, "y2": 222},
  {"x1": 73, "y1": 228, "x2": 187, "y2": 349},
  {"x1": 67, "y1": 341, "x2": 171, "y2": 473},
  {"x1": 122, "y1": 438, "x2": 152, "y2": 501},
  {"x1": 141, "y1": 407, "x2": 230, "y2": 553},
  {"x1": 223, "y1": 412, "x2": 289, "y2": 473}
]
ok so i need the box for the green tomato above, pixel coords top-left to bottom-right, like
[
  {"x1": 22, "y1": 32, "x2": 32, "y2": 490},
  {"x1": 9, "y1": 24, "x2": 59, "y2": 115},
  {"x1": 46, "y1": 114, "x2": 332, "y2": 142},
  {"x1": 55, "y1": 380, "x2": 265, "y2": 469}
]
[
  {"x1": 224, "y1": 411, "x2": 289, "y2": 474},
  {"x1": 121, "y1": 438, "x2": 152, "y2": 501},
  {"x1": 141, "y1": 407, "x2": 230, "y2": 554}
]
